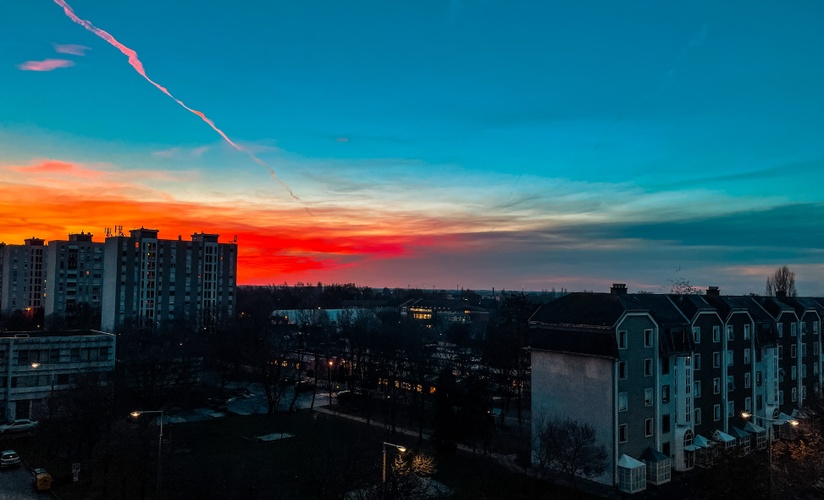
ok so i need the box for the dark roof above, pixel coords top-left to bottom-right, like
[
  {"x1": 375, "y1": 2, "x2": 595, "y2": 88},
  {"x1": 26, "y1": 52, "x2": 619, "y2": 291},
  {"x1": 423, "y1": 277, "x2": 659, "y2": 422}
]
[
  {"x1": 0, "y1": 330, "x2": 113, "y2": 339},
  {"x1": 530, "y1": 293, "x2": 625, "y2": 328},
  {"x1": 622, "y1": 294, "x2": 688, "y2": 328},
  {"x1": 667, "y1": 294, "x2": 713, "y2": 320},
  {"x1": 530, "y1": 325, "x2": 618, "y2": 359},
  {"x1": 752, "y1": 296, "x2": 796, "y2": 319},
  {"x1": 781, "y1": 296, "x2": 823, "y2": 318}
]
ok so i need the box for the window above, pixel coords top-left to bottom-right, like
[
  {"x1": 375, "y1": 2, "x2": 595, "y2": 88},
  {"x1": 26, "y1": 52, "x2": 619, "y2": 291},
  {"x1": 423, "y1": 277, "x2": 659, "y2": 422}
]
[
  {"x1": 727, "y1": 375, "x2": 734, "y2": 392},
  {"x1": 791, "y1": 323, "x2": 797, "y2": 337},
  {"x1": 803, "y1": 385, "x2": 807, "y2": 399},
  {"x1": 713, "y1": 352, "x2": 721, "y2": 368},
  {"x1": 662, "y1": 414, "x2": 671, "y2": 433},
  {"x1": 745, "y1": 372, "x2": 751, "y2": 389},
  {"x1": 644, "y1": 329, "x2": 653, "y2": 348},
  {"x1": 693, "y1": 326, "x2": 701, "y2": 344},
  {"x1": 778, "y1": 324, "x2": 783, "y2": 338},
  {"x1": 618, "y1": 330, "x2": 627, "y2": 349},
  {"x1": 645, "y1": 418, "x2": 653, "y2": 437},
  {"x1": 726, "y1": 325, "x2": 734, "y2": 341},
  {"x1": 714, "y1": 404, "x2": 721, "y2": 421},
  {"x1": 695, "y1": 408, "x2": 702, "y2": 425},
  {"x1": 802, "y1": 343, "x2": 807, "y2": 357},
  {"x1": 713, "y1": 378, "x2": 721, "y2": 394},
  {"x1": 644, "y1": 358, "x2": 653, "y2": 377},
  {"x1": 779, "y1": 391, "x2": 784, "y2": 405},
  {"x1": 694, "y1": 353, "x2": 701, "y2": 371},
  {"x1": 816, "y1": 342, "x2": 821, "y2": 355},
  {"x1": 757, "y1": 394, "x2": 763, "y2": 410},
  {"x1": 618, "y1": 392, "x2": 628, "y2": 412},
  {"x1": 779, "y1": 345, "x2": 784, "y2": 360},
  {"x1": 791, "y1": 366, "x2": 797, "y2": 380},
  {"x1": 745, "y1": 397, "x2": 752, "y2": 412},
  {"x1": 694, "y1": 381, "x2": 702, "y2": 398},
  {"x1": 744, "y1": 324, "x2": 751, "y2": 340},
  {"x1": 791, "y1": 388, "x2": 797, "y2": 402},
  {"x1": 619, "y1": 424, "x2": 628, "y2": 443},
  {"x1": 815, "y1": 321, "x2": 820, "y2": 333},
  {"x1": 619, "y1": 361, "x2": 627, "y2": 380},
  {"x1": 727, "y1": 350, "x2": 734, "y2": 366},
  {"x1": 791, "y1": 344, "x2": 797, "y2": 359},
  {"x1": 744, "y1": 348, "x2": 751, "y2": 365},
  {"x1": 645, "y1": 388, "x2": 653, "y2": 407},
  {"x1": 662, "y1": 356, "x2": 670, "y2": 375},
  {"x1": 713, "y1": 326, "x2": 720, "y2": 343},
  {"x1": 727, "y1": 401, "x2": 734, "y2": 417}
]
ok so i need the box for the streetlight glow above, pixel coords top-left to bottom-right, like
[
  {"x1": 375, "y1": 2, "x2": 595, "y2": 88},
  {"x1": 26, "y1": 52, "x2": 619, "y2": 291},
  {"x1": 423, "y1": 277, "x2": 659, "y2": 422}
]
[{"x1": 130, "y1": 409, "x2": 165, "y2": 497}]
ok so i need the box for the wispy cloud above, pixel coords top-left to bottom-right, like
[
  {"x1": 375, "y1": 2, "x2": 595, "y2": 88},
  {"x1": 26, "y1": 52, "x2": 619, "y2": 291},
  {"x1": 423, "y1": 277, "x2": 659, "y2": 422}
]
[
  {"x1": 53, "y1": 43, "x2": 91, "y2": 56},
  {"x1": 17, "y1": 59, "x2": 75, "y2": 72}
]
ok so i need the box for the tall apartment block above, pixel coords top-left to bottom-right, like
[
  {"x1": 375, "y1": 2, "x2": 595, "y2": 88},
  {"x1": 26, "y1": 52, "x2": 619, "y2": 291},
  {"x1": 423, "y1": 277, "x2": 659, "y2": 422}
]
[
  {"x1": 44, "y1": 232, "x2": 105, "y2": 326},
  {"x1": 529, "y1": 284, "x2": 824, "y2": 494},
  {"x1": 0, "y1": 238, "x2": 46, "y2": 315},
  {"x1": 100, "y1": 228, "x2": 237, "y2": 332}
]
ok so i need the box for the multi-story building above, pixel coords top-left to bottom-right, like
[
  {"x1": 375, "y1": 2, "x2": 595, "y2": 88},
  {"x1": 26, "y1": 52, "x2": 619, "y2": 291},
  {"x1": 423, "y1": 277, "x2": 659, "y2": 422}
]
[
  {"x1": 100, "y1": 228, "x2": 237, "y2": 332},
  {"x1": 0, "y1": 238, "x2": 46, "y2": 315},
  {"x1": 44, "y1": 232, "x2": 105, "y2": 328},
  {"x1": 529, "y1": 285, "x2": 823, "y2": 493},
  {"x1": 1, "y1": 330, "x2": 116, "y2": 422}
]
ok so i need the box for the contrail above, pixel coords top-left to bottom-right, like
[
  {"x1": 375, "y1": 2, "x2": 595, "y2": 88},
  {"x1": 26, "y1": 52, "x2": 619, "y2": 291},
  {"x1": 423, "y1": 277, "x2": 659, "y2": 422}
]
[{"x1": 53, "y1": 0, "x2": 299, "y2": 201}]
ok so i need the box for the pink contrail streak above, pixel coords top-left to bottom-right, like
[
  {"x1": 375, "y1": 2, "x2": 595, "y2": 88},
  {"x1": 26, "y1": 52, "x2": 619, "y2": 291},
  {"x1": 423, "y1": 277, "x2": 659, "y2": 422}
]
[{"x1": 52, "y1": 0, "x2": 299, "y2": 201}]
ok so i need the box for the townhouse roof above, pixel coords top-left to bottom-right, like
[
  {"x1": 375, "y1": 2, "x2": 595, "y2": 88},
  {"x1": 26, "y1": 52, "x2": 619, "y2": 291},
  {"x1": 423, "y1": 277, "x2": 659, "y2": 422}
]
[
  {"x1": 622, "y1": 294, "x2": 688, "y2": 328},
  {"x1": 666, "y1": 294, "x2": 714, "y2": 320},
  {"x1": 752, "y1": 296, "x2": 796, "y2": 319},
  {"x1": 529, "y1": 293, "x2": 625, "y2": 328},
  {"x1": 781, "y1": 296, "x2": 823, "y2": 318}
]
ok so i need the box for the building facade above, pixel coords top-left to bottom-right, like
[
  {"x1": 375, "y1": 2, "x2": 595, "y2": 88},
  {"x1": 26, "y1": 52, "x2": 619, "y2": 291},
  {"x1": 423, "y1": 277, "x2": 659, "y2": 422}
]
[
  {"x1": 530, "y1": 285, "x2": 823, "y2": 493},
  {"x1": 101, "y1": 228, "x2": 237, "y2": 332},
  {"x1": 44, "y1": 232, "x2": 105, "y2": 327},
  {"x1": 0, "y1": 238, "x2": 46, "y2": 315},
  {"x1": 1, "y1": 330, "x2": 116, "y2": 422}
]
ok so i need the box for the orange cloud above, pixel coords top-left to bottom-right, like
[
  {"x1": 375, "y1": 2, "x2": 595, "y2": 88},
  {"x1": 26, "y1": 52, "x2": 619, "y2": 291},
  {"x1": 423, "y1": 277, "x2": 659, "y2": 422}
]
[
  {"x1": 17, "y1": 59, "x2": 75, "y2": 71},
  {"x1": 10, "y1": 160, "x2": 102, "y2": 178}
]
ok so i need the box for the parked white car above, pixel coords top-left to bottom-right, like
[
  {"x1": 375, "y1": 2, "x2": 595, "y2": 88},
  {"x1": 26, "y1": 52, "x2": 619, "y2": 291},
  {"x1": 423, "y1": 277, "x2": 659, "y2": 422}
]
[{"x1": 0, "y1": 419, "x2": 38, "y2": 433}]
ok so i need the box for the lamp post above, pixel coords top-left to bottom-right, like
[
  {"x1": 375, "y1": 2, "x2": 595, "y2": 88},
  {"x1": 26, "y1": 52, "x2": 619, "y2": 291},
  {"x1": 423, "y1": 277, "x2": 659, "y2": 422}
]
[
  {"x1": 131, "y1": 410, "x2": 165, "y2": 496},
  {"x1": 381, "y1": 441, "x2": 406, "y2": 497},
  {"x1": 742, "y1": 411, "x2": 799, "y2": 497}
]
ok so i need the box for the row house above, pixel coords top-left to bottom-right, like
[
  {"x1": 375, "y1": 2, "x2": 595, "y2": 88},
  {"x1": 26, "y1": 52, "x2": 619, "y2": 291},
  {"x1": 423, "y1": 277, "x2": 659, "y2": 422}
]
[{"x1": 529, "y1": 284, "x2": 823, "y2": 493}]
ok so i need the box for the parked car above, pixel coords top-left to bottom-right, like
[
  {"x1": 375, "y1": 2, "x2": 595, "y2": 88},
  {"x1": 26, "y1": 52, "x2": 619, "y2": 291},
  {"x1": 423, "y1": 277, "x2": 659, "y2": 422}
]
[
  {"x1": 336, "y1": 390, "x2": 366, "y2": 405},
  {"x1": 0, "y1": 450, "x2": 21, "y2": 467},
  {"x1": 0, "y1": 419, "x2": 38, "y2": 433}
]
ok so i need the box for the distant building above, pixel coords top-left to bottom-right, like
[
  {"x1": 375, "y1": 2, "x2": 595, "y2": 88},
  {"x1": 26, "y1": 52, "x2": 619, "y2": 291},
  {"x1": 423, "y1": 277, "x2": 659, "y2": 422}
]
[
  {"x1": 529, "y1": 284, "x2": 823, "y2": 493},
  {"x1": 44, "y1": 232, "x2": 105, "y2": 328},
  {"x1": 101, "y1": 228, "x2": 237, "y2": 332},
  {"x1": 0, "y1": 238, "x2": 46, "y2": 316},
  {"x1": 400, "y1": 298, "x2": 490, "y2": 337},
  {"x1": 1, "y1": 330, "x2": 116, "y2": 421}
]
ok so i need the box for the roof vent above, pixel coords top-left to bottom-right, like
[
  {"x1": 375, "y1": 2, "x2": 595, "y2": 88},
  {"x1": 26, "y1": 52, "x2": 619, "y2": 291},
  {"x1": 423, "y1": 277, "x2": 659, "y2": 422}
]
[
  {"x1": 610, "y1": 283, "x2": 628, "y2": 295},
  {"x1": 706, "y1": 286, "x2": 720, "y2": 297}
]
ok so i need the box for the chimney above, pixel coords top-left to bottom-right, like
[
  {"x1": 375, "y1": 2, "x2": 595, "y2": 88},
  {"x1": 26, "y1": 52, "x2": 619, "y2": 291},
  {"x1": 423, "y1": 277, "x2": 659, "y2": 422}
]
[
  {"x1": 610, "y1": 283, "x2": 628, "y2": 295},
  {"x1": 776, "y1": 290, "x2": 787, "y2": 299},
  {"x1": 706, "y1": 286, "x2": 720, "y2": 297}
]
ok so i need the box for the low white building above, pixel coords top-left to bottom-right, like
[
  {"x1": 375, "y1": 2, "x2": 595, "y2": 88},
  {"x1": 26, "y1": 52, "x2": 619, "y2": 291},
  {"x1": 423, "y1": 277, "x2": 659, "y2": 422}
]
[{"x1": 1, "y1": 330, "x2": 116, "y2": 422}]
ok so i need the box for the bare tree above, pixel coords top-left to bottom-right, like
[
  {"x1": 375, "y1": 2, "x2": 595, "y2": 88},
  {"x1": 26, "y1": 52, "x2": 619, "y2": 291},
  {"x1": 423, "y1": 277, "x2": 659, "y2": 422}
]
[
  {"x1": 766, "y1": 265, "x2": 797, "y2": 297},
  {"x1": 533, "y1": 417, "x2": 608, "y2": 491}
]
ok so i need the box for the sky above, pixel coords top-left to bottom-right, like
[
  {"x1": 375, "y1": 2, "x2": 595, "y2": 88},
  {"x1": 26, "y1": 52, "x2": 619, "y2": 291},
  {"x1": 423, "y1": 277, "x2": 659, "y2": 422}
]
[{"x1": 2, "y1": 1, "x2": 824, "y2": 294}]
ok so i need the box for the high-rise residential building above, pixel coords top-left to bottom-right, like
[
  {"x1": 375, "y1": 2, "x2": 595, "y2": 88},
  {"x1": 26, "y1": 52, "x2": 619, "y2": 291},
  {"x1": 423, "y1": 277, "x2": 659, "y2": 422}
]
[
  {"x1": 43, "y1": 232, "x2": 105, "y2": 328},
  {"x1": 0, "y1": 238, "x2": 46, "y2": 315},
  {"x1": 100, "y1": 228, "x2": 237, "y2": 332}
]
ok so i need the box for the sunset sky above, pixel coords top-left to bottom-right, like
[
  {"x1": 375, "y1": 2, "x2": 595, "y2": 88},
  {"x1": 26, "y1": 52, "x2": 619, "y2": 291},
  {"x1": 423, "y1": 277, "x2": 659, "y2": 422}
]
[{"x1": 2, "y1": 1, "x2": 823, "y2": 293}]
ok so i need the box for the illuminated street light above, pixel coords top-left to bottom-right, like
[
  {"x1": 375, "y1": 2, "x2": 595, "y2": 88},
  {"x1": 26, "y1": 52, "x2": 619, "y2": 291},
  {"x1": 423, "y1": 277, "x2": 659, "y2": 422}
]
[
  {"x1": 742, "y1": 411, "x2": 799, "y2": 497},
  {"x1": 381, "y1": 441, "x2": 407, "y2": 497},
  {"x1": 131, "y1": 410, "x2": 165, "y2": 497}
]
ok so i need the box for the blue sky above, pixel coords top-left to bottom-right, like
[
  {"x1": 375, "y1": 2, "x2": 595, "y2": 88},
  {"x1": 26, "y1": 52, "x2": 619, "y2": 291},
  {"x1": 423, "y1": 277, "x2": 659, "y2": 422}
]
[{"x1": 1, "y1": 0, "x2": 823, "y2": 293}]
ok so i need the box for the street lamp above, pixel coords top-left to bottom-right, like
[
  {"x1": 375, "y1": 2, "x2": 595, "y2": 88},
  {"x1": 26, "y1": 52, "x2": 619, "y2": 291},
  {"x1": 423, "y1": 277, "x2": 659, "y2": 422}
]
[
  {"x1": 131, "y1": 410, "x2": 165, "y2": 496},
  {"x1": 381, "y1": 441, "x2": 407, "y2": 494},
  {"x1": 742, "y1": 411, "x2": 799, "y2": 496}
]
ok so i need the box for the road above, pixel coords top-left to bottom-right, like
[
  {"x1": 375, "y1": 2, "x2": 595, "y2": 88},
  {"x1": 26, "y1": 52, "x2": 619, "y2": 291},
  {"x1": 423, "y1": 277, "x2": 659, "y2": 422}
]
[{"x1": 0, "y1": 463, "x2": 52, "y2": 499}]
